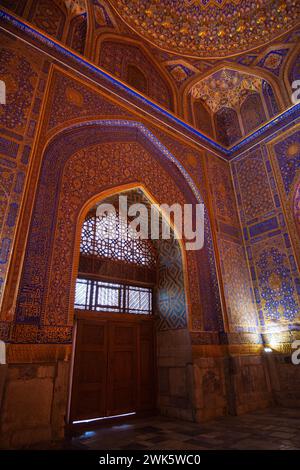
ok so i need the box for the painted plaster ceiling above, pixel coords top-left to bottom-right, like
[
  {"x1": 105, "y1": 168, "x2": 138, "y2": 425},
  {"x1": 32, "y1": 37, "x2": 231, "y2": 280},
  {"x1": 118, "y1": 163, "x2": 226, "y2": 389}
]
[
  {"x1": 190, "y1": 68, "x2": 263, "y2": 112},
  {"x1": 108, "y1": 0, "x2": 300, "y2": 58}
]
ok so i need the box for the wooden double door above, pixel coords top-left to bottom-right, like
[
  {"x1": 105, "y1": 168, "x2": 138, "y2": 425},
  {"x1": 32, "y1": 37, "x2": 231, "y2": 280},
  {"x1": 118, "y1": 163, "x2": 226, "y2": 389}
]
[{"x1": 70, "y1": 312, "x2": 156, "y2": 424}]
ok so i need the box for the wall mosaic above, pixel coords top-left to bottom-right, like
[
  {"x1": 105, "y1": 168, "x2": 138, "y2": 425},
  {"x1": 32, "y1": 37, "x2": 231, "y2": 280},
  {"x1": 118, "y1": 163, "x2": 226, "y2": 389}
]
[
  {"x1": 252, "y1": 235, "x2": 300, "y2": 325},
  {"x1": 206, "y1": 155, "x2": 257, "y2": 332},
  {"x1": 0, "y1": 166, "x2": 14, "y2": 238},
  {"x1": 267, "y1": 126, "x2": 300, "y2": 269},
  {"x1": 273, "y1": 129, "x2": 300, "y2": 196},
  {"x1": 206, "y1": 157, "x2": 238, "y2": 226},
  {"x1": 294, "y1": 182, "x2": 300, "y2": 237},
  {"x1": 192, "y1": 100, "x2": 214, "y2": 138},
  {"x1": 241, "y1": 93, "x2": 266, "y2": 135},
  {"x1": 189, "y1": 68, "x2": 279, "y2": 145},
  {"x1": 0, "y1": 47, "x2": 38, "y2": 131},
  {"x1": 232, "y1": 138, "x2": 300, "y2": 332},
  {"x1": 157, "y1": 239, "x2": 187, "y2": 331},
  {"x1": 218, "y1": 238, "x2": 258, "y2": 332},
  {"x1": 257, "y1": 49, "x2": 289, "y2": 77},
  {"x1": 0, "y1": 37, "x2": 45, "y2": 314},
  {"x1": 98, "y1": 40, "x2": 173, "y2": 110},
  {"x1": 66, "y1": 13, "x2": 87, "y2": 55},
  {"x1": 93, "y1": 0, "x2": 115, "y2": 29},
  {"x1": 190, "y1": 69, "x2": 263, "y2": 114},
  {"x1": 28, "y1": 0, "x2": 66, "y2": 40},
  {"x1": 0, "y1": 0, "x2": 27, "y2": 15},
  {"x1": 288, "y1": 50, "x2": 300, "y2": 83},
  {"x1": 46, "y1": 70, "x2": 128, "y2": 131},
  {"x1": 262, "y1": 81, "x2": 279, "y2": 118},
  {"x1": 234, "y1": 148, "x2": 273, "y2": 222},
  {"x1": 1, "y1": 12, "x2": 298, "y2": 349},
  {"x1": 166, "y1": 64, "x2": 195, "y2": 86},
  {"x1": 141, "y1": 126, "x2": 223, "y2": 331}
]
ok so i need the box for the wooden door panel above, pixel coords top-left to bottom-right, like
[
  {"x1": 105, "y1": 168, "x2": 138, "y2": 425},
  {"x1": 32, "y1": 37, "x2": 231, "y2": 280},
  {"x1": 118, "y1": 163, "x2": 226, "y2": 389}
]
[
  {"x1": 70, "y1": 316, "x2": 156, "y2": 423},
  {"x1": 108, "y1": 322, "x2": 138, "y2": 416},
  {"x1": 81, "y1": 323, "x2": 105, "y2": 345},
  {"x1": 139, "y1": 322, "x2": 156, "y2": 410},
  {"x1": 78, "y1": 350, "x2": 107, "y2": 383},
  {"x1": 113, "y1": 325, "x2": 136, "y2": 347},
  {"x1": 70, "y1": 319, "x2": 108, "y2": 422},
  {"x1": 110, "y1": 351, "x2": 136, "y2": 411}
]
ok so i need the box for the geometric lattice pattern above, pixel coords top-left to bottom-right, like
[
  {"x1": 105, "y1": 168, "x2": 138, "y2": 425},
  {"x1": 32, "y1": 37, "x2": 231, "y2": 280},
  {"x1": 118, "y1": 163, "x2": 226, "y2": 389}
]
[
  {"x1": 75, "y1": 278, "x2": 152, "y2": 315},
  {"x1": 99, "y1": 189, "x2": 188, "y2": 331},
  {"x1": 80, "y1": 210, "x2": 157, "y2": 268}
]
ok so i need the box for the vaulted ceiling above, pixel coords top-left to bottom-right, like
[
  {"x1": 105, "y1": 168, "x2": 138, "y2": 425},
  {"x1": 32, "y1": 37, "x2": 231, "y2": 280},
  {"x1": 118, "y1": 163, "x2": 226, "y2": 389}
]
[
  {"x1": 108, "y1": 0, "x2": 300, "y2": 58},
  {"x1": 1, "y1": 0, "x2": 299, "y2": 146}
]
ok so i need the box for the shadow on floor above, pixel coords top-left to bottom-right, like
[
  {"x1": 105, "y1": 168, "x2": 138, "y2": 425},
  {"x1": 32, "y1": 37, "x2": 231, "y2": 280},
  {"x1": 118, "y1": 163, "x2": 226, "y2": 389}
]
[{"x1": 53, "y1": 407, "x2": 300, "y2": 450}]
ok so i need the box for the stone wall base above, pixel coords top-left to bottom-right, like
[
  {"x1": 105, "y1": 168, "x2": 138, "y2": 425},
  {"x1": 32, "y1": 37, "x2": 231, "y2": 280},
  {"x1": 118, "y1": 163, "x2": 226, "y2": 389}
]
[
  {"x1": 0, "y1": 361, "x2": 70, "y2": 449},
  {"x1": 267, "y1": 353, "x2": 300, "y2": 408},
  {"x1": 157, "y1": 329, "x2": 195, "y2": 421},
  {"x1": 1, "y1": 346, "x2": 299, "y2": 448}
]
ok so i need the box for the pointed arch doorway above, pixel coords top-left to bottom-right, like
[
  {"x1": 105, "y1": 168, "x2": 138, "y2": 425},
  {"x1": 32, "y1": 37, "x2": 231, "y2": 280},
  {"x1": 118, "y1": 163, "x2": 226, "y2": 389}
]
[{"x1": 68, "y1": 187, "x2": 188, "y2": 426}]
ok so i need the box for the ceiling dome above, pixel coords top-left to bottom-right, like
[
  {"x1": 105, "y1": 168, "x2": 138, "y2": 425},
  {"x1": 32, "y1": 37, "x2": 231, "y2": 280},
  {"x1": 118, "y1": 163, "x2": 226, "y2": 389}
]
[{"x1": 109, "y1": 0, "x2": 300, "y2": 58}]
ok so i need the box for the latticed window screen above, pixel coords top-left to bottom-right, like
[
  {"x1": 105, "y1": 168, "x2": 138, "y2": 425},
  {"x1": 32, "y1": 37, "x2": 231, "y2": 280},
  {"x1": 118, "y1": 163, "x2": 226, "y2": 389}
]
[
  {"x1": 80, "y1": 211, "x2": 156, "y2": 268},
  {"x1": 75, "y1": 278, "x2": 152, "y2": 315}
]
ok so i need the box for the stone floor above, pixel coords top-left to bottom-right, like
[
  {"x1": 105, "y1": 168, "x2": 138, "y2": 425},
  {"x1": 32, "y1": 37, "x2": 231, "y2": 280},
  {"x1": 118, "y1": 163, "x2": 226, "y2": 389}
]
[{"x1": 68, "y1": 408, "x2": 300, "y2": 450}]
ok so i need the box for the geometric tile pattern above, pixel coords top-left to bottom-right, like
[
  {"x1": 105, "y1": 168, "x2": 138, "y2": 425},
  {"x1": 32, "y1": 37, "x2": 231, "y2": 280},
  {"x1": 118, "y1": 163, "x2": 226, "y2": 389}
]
[
  {"x1": 257, "y1": 49, "x2": 289, "y2": 77},
  {"x1": 157, "y1": 239, "x2": 187, "y2": 330},
  {"x1": 207, "y1": 155, "x2": 258, "y2": 332},
  {"x1": 294, "y1": 182, "x2": 300, "y2": 236},
  {"x1": 0, "y1": 47, "x2": 37, "y2": 131},
  {"x1": 0, "y1": 37, "x2": 44, "y2": 311},
  {"x1": 273, "y1": 130, "x2": 300, "y2": 195},
  {"x1": 267, "y1": 125, "x2": 300, "y2": 276},
  {"x1": 252, "y1": 236, "x2": 300, "y2": 324},
  {"x1": 235, "y1": 148, "x2": 274, "y2": 221},
  {"x1": 218, "y1": 238, "x2": 258, "y2": 332},
  {"x1": 232, "y1": 136, "x2": 300, "y2": 332}
]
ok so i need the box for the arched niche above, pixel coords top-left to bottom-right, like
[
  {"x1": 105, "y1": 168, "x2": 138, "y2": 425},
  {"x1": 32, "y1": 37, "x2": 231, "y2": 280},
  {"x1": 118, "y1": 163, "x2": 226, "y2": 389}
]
[
  {"x1": 68, "y1": 185, "x2": 192, "y2": 422},
  {"x1": 13, "y1": 121, "x2": 222, "y2": 343},
  {"x1": 126, "y1": 64, "x2": 148, "y2": 95},
  {"x1": 27, "y1": 0, "x2": 67, "y2": 41},
  {"x1": 66, "y1": 13, "x2": 87, "y2": 55},
  {"x1": 184, "y1": 64, "x2": 285, "y2": 145},
  {"x1": 74, "y1": 187, "x2": 188, "y2": 331},
  {"x1": 96, "y1": 36, "x2": 176, "y2": 112},
  {"x1": 214, "y1": 107, "x2": 242, "y2": 147},
  {"x1": 191, "y1": 98, "x2": 214, "y2": 139},
  {"x1": 240, "y1": 92, "x2": 267, "y2": 135}
]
